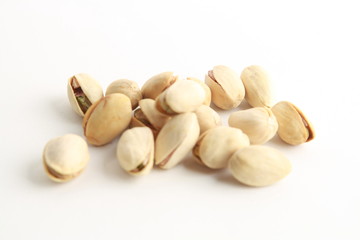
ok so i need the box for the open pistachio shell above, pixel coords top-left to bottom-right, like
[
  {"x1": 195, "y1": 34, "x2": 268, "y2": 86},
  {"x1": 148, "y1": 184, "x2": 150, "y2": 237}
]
[
  {"x1": 205, "y1": 65, "x2": 245, "y2": 110},
  {"x1": 139, "y1": 99, "x2": 170, "y2": 130},
  {"x1": 229, "y1": 146, "x2": 292, "y2": 187},
  {"x1": 187, "y1": 77, "x2": 212, "y2": 106},
  {"x1": 194, "y1": 105, "x2": 221, "y2": 134},
  {"x1": 43, "y1": 134, "x2": 90, "y2": 182},
  {"x1": 193, "y1": 126, "x2": 250, "y2": 169},
  {"x1": 228, "y1": 107, "x2": 278, "y2": 145},
  {"x1": 67, "y1": 73, "x2": 103, "y2": 117},
  {"x1": 106, "y1": 79, "x2": 142, "y2": 109},
  {"x1": 155, "y1": 113, "x2": 200, "y2": 169},
  {"x1": 272, "y1": 101, "x2": 315, "y2": 145},
  {"x1": 83, "y1": 93, "x2": 132, "y2": 146},
  {"x1": 141, "y1": 72, "x2": 179, "y2": 99},
  {"x1": 116, "y1": 127, "x2": 154, "y2": 176}
]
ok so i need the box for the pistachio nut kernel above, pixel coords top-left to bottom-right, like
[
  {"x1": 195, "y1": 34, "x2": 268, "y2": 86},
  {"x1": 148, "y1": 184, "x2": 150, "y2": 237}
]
[
  {"x1": 228, "y1": 107, "x2": 278, "y2": 145},
  {"x1": 43, "y1": 134, "x2": 90, "y2": 182},
  {"x1": 205, "y1": 65, "x2": 245, "y2": 110},
  {"x1": 272, "y1": 101, "x2": 315, "y2": 145},
  {"x1": 116, "y1": 127, "x2": 154, "y2": 176},
  {"x1": 186, "y1": 77, "x2": 212, "y2": 106},
  {"x1": 130, "y1": 108, "x2": 159, "y2": 138},
  {"x1": 194, "y1": 105, "x2": 221, "y2": 134},
  {"x1": 67, "y1": 73, "x2": 103, "y2": 116},
  {"x1": 155, "y1": 112, "x2": 200, "y2": 169},
  {"x1": 141, "y1": 72, "x2": 179, "y2": 99},
  {"x1": 83, "y1": 93, "x2": 132, "y2": 146},
  {"x1": 106, "y1": 79, "x2": 142, "y2": 109},
  {"x1": 229, "y1": 146, "x2": 292, "y2": 187},
  {"x1": 193, "y1": 126, "x2": 250, "y2": 169},
  {"x1": 139, "y1": 99, "x2": 170, "y2": 130},
  {"x1": 241, "y1": 65, "x2": 272, "y2": 108},
  {"x1": 156, "y1": 80, "x2": 205, "y2": 115}
]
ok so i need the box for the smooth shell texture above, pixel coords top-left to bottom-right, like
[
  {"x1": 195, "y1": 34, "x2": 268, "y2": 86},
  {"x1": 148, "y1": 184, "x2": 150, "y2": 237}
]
[
  {"x1": 241, "y1": 65, "x2": 272, "y2": 107},
  {"x1": 187, "y1": 77, "x2": 212, "y2": 106},
  {"x1": 139, "y1": 99, "x2": 170, "y2": 130},
  {"x1": 106, "y1": 79, "x2": 142, "y2": 109},
  {"x1": 272, "y1": 101, "x2": 315, "y2": 145},
  {"x1": 67, "y1": 73, "x2": 103, "y2": 116},
  {"x1": 193, "y1": 126, "x2": 250, "y2": 169},
  {"x1": 141, "y1": 72, "x2": 178, "y2": 99},
  {"x1": 116, "y1": 127, "x2": 154, "y2": 176},
  {"x1": 155, "y1": 113, "x2": 200, "y2": 169},
  {"x1": 43, "y1": 134, "x2": 90, "y2": 182},
  {"x1": 130, "y1": 108, "x2": 159, "y2": 138},
  {"x1": 228, "y1": 107, "x2": 278, "y2": 145},
  {"x1": 83, "y1": 93, "x2": 132, "y2": 146},
  {"x1": 156, "y1": 80, "x2": 205, "y2": 115},
  {"x1": 205, "y1": 65, "x2": 245, "y2": 110},
  {"x1": 194, "y1": 105, "x2": 221, "y2": 134},
  {"x1": 229, "y1": 146, "x2": 292, "y2": 187}
]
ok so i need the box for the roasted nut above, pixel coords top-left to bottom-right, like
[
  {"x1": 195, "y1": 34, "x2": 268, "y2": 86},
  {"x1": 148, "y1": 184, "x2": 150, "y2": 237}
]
[
  {"x1": 187, "y1": 77, "x2": 212, "y2": 106},
  {"x1": 205, "y1": 65, "x2": 245, "y2": 110},
  {"x1": 141, "y1": 72, "x2": 179, "y2": 99},
  {"x1": 193, "y1": 126, "x2": 250, "y2": 169},
  {"x1": 194, "y1": 105, "x2": 221, "y2": 134},
  {"x1": 43, "y1": 134, "x2": 90, "y2": 182},
  {"x1": 83, "y1": 93, "x2": 132, "y2": 146},
  {"x1": 139, "y1": 99, "x2": 170, "y2": 130},
  {"x1": 67, "y1": 73, "x2": 103, "y2": 116},
  {"x1": 106, "y1": 79, "x2": 142, "y2": 109},
  {"x1": 229, "y1": 146, "x2": 292, "y2": 187},
  {"x1": 272, "y1": 101, "x2": 315, "y2": 145},
  {"x1": 228, "y1": 107, "x2": 278, "y2": 144},
  {"x1": 155, "y1": 113, "x2": 200, "y2": 169},
  {"x1": 116, "y1": 127, "x2": 154, "y2": 176}
]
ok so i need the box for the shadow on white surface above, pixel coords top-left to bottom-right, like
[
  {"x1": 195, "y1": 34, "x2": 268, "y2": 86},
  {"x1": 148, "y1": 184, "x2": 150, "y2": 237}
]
[
  {"x1": 50, "y1": 96, "x2": 82, "y2": 127},
  {"x1": 26, "y1": 159, "x2": 58, "y2": 188}
]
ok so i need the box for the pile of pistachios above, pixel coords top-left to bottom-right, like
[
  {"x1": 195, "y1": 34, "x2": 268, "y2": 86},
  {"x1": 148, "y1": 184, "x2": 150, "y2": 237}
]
[{"x1": 42, "y1": 65, "x2": 315, "y2": 187}]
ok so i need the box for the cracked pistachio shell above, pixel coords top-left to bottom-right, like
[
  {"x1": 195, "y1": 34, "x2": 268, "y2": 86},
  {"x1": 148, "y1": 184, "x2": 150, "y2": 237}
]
[
  {"x1": 187, "y1": 77, "x2": 212, "y2": 106},
  {"x1": 116, "y1": 127, "x2": 154, "y2": 176},
  {"x1": 205, "y1": 65, "x2": 245, "y2": 110},
  {"x1": 106, "y1": 79, "x2": 142, "y2": 109},
  {"x1": 83, "y1": 93, "x2": 132, "y2": 146},
  {"x1": 141, "y1": 72, "x2": 179, "y2": 99},
  {"x1": 272, "y1": 101, "x2": 315, "y2": 145},
  {"x1": 67, "y1": 73, "x2": 103, "y2": 117},
  {"x1": 43, "y1": 134, "x2": 90, "y2": 182},
  {"x1": 228, "y1": 107, "x2": 278, "y2": 145},
  {"x1": 229, "y1": 146, "x2": 291, "y2": 187},
  {"x1": 139, "y1": 99, "x2": 171, "y2": 130},
  {"x1": 194, "y1": 105, "x2": 221, "y2": 134},
  {"x1": 156, "y1": 80, "x2": 205, "y2": 115},
  {"x1": 193, "y1": 126, "x2": 250, "y2": 169},
  {"x1": 155, "y1": 113, "x2": 200, "y2": 169},
  {"x1": 241, "y1": 65, "x2": 272, "y2": 107},
  {"x1": 130, "y1": 108, "x2": 159, "y2": 138}
]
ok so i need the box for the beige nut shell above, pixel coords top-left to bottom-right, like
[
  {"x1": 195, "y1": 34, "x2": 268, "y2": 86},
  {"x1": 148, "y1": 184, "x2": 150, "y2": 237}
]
[
  {"x1": 194, "y1": 105, "x2": 221, "y2": 134},
  {"x1": 141, "y1": 72, "x2": 178, "y2": 99},
  {"x1": 106, "y1": 79, "x2": 142, "y2": 109},
  {"x1": 187, "y1": 77, "x2": 212, "y2": 106}
]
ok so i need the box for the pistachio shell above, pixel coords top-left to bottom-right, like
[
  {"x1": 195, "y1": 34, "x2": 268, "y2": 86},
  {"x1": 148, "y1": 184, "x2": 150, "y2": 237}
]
[
  {"x1": 205, "y1": 65, "x2": 245, "y2": 110},
  {"x1": 130, "y1": 108, "x2": 159, "y2": 138},
  {"x1": 194, "y1": 105, "x2": 221, "y2": 134},
  {"x1": 106, "y1": 79, "x2": 142, "y2": 109},
  {"x1": 229, "y1": 146, "x2": 291, "y2": 187},
  {"x1": 116, "y1": 127, "x2": 154, "y2": 176},
  {"x1": 193, "y1": 126, "x2": 250, "y2": 169},
  {"x1": 156, "y1": 80, "x2": 205, "y2": 115},
  {"x1": 139, "y1": 99, "x2": 170, "y2": 130},
  {"x1": 187, "y1": 77, "x2": 212, "y2": 106},
  {"x1": 155, "y1": 113, "x2": 200, "y2": 169},
  {"x1": 83, "y1": 93, "x2": 132, "y2": 146},
  {"x1": 141, "y1": 72, "x2": 179, "y2": 99},
  {"x1": 272, "y1": 101, "x2": 315, "y2": 145},
  {"x1": 228, "y1": 107, "x2": 278, "y2": 144},
  {"x1": 241, "y1": 65, "x2": 272, "y2": 107},
  {"x1": 43, "y1": 134, "x2": 90, "y2": 182}
]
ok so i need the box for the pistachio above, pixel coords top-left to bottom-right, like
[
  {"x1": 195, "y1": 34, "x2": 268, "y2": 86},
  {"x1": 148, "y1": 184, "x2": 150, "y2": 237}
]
[
  {"x1": 229, "y1": 146, "x2": 292, "y2": 187},
  {"x1": 139, "y1": 99, "x2": 170, "y2": 130},
  {"x1": 194, "y1": 105, "x2": 221, "y2": 134},
  {"x1": 187, "y1": 77, "x2": 212, "y2": 106},
  {"x1": 156, "y1": 80, "x2": 205, "y2": 115},
  {"x1": 130, "y1": 108, "x2": 158, "y2": 136},
  {"x1": 155, "y1": 113, "x2": 200, "y2": 169},
  {"x1": 228, "y1": 107, "x2": 278, "y2": 144},
  {"x1": 272, "y1": 101, "x2": 315, "y2": 145},
  {"x1": 116, "y1": 127, "x2": 154, "y2": 176},
  {"x1": 193, "y1": 126, "x2": 250, "y2": 169},
  {"x1": 67, "y1": 73, "x2": 103, "y2": 116},
  {"x1": 141, "y1": 72, "x2": 179, "y2": 99},
  {"x1": 205, "y1": 65, "x2": 245, "y2": 110},
  {"x1": 106, "y1": 79, "x2": 142, "y2": 109},
  {"x1": 43, "y1": 134, "x2": 90, "y2": 182},
  {"x1": 83, "y1": 93, "x2": 132, "y2": 146}
]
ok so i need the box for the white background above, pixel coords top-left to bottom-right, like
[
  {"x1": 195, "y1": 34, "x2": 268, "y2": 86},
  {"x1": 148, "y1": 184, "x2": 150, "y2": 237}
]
[{"x1": 1, "y1": 0, "x2": 359, "y2": 239}]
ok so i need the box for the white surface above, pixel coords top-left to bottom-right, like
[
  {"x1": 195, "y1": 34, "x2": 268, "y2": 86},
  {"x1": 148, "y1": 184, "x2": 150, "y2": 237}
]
[{"x1": 1, "y1": 0, "x2": 359, "y2": 239}]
